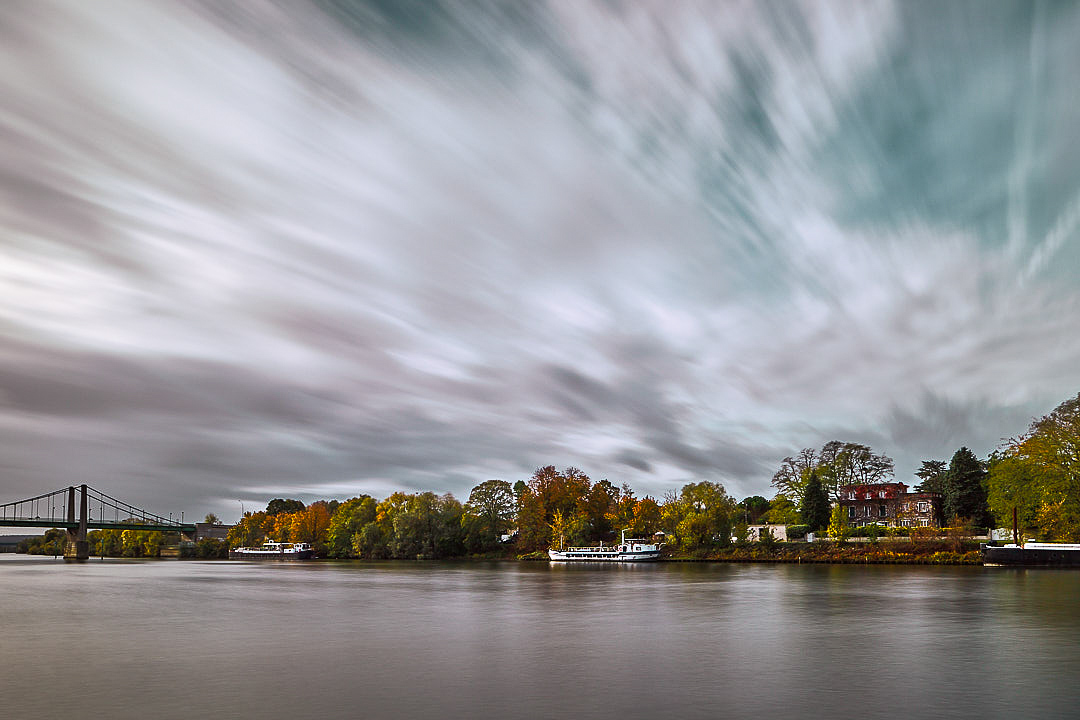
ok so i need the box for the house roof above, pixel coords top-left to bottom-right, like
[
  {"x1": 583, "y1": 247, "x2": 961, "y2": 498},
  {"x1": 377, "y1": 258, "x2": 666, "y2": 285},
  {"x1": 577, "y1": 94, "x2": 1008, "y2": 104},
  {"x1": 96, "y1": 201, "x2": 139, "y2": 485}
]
[{"x1": 839, "y1": 483, "x2": 908, "y2": 500}]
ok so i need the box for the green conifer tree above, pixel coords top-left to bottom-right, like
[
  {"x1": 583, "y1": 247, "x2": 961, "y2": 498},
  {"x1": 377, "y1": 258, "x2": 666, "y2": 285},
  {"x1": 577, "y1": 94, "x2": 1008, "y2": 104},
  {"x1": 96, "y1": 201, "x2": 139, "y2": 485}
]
[
  {"x1": 800, "y1": 470, "x2": 831, "y2": 532},
  {"x1": 944, "y1": 447, "x2": 991, "y2": 527}
]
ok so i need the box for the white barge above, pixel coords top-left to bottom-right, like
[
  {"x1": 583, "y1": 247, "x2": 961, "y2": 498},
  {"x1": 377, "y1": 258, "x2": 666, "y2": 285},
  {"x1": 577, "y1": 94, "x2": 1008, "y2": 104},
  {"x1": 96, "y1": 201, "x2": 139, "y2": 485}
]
[
  {"x1": 230, "y1": 540, "x2": 314, "y2": 560},
  {"x1": 548, "y1": 530, "x2": 663, "y2": 562}
]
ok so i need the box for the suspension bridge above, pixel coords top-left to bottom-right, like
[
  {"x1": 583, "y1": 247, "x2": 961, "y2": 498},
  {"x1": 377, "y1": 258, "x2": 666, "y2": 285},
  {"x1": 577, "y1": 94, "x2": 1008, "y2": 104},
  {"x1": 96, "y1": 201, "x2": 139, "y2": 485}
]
[{"x1": 0, "y1": 485, "x2": 195, "y2": 560}]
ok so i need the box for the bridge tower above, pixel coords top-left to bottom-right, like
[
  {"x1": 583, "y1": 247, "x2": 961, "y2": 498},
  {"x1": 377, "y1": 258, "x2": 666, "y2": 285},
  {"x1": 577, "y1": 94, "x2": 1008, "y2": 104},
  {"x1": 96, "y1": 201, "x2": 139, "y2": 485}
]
[{"x1": 64, "y1": 484, "x2": 89, "y2": 561}]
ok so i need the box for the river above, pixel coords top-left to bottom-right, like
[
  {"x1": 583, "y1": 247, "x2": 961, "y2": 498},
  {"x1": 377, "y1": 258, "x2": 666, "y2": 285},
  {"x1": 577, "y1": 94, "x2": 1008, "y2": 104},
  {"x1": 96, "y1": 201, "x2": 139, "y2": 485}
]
[{"x1": 2, "y1": 555, "x2": 1078, "y2": 719}]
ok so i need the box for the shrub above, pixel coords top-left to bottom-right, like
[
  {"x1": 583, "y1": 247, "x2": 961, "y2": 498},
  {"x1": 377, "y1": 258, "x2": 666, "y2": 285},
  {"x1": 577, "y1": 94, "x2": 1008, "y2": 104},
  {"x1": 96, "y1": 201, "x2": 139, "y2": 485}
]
[
  {"x1": 195, "y1": 538, "x2": 229, "y2": 559},
  {"x1": 787, "y1": 524, "x2": 810, "y2": 540},
  {"x1": 909, "y1": 526, "x2": 937, "y2": 545}
]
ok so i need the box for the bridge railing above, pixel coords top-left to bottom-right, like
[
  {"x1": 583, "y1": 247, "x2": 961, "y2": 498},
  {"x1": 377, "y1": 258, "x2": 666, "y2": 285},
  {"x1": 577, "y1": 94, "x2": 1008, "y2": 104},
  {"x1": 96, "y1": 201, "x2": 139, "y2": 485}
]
[{"x1": 0, "y1": 487, "x2": 71, "y2": 524}]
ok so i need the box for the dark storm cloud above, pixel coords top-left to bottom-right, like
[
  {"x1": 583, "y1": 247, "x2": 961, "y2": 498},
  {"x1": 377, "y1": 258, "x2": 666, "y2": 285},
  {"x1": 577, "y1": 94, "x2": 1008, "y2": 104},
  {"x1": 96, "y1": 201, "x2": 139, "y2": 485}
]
[{"x1": 2, "y1": 1, "x2": 1080, "y2": 520}]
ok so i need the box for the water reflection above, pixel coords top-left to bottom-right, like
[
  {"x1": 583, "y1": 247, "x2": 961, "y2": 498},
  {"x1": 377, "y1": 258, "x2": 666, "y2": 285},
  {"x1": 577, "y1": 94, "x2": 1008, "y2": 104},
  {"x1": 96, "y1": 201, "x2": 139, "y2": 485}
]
[{"x1": 2, "y1": 556, "x2": 1078, "y2": 719}]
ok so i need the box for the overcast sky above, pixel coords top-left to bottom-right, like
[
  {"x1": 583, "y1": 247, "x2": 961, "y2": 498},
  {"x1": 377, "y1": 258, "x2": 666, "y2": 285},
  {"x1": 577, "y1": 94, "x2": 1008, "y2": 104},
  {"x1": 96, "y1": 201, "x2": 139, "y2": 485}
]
[{"x1": 2, "y1": 1, "x2": 1079, "y2": 523}]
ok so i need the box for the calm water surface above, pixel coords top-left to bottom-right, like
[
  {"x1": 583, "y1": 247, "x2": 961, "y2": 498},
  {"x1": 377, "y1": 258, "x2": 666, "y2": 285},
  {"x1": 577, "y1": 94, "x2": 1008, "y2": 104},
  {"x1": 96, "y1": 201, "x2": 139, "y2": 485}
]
[{"x1": 2, "y1": 555, "x2": 1078, "y2": 719}]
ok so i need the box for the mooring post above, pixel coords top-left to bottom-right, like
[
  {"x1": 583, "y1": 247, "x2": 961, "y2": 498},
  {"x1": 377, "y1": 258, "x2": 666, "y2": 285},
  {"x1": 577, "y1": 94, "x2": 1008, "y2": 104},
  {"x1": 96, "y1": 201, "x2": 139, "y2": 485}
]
[{"x1": 64, "y1": 484, "x2": 90, "y2": 561}]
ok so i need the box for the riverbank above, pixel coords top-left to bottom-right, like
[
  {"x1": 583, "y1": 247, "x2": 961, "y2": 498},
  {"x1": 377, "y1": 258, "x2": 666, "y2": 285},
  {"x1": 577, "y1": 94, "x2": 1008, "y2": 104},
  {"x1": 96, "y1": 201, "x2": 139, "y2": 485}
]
[{"x1": 665, "y1": 540, "x2": 983, "y2": 564}]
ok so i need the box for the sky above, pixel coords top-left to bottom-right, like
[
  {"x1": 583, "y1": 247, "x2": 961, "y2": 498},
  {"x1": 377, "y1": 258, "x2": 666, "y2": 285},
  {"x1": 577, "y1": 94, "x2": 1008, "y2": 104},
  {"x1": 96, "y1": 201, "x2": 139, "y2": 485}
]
[{"x1": 2, "y1": 1, "x2": 1079, "y2": 524}]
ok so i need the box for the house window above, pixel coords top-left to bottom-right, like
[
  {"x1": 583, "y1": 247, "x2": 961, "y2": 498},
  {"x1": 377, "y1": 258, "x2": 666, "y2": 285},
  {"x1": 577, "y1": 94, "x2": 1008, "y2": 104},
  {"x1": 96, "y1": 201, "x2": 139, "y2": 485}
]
[
  {"x1": 847, "y1": 492, "x2": 855, "y2": 500},
  {"x1": 878, "y1": 491, "x2": 886, "y2": 499},
  {"x1": 847, "y1": 506, "x2": 855, "y2": 519},
  {"x1": 865, "y1": 493, "x2": 872, "y2": 500},
  {"x1": 917, "y1": 502, "x2": 929, "y2": 513},
  {"x1": 863, "y1": 505, "x2": 872, "y2": 516},
  {"x1": 879, "y1": 505, "x2": 887, "y2": 518},
  {"x1": 918, "y1": 519, "x2": 929, "y2": 527}
]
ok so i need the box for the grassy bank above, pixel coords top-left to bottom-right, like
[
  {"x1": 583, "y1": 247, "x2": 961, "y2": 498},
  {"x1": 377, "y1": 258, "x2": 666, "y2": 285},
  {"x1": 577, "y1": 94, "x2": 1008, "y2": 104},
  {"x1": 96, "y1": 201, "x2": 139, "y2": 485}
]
[{"x1": 664, "y1": 540, "x2": 983, "y2": 565}]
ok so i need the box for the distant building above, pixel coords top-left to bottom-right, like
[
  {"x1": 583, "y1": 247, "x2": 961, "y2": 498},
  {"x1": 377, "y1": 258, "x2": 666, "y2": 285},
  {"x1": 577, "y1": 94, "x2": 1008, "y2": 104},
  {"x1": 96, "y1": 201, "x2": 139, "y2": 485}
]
[
  {"x1": 194, "y1": 523, "x2": 233, "y2": 541},
  {"x1": 0, "y1": 535, "x2": 35, "y2": 553},
  {"x1": 745, "y1": 524, "x2": 788, "y2": 542},
  {"x1": 837, "y1": 483, "x2": 942, "y2": 528}
]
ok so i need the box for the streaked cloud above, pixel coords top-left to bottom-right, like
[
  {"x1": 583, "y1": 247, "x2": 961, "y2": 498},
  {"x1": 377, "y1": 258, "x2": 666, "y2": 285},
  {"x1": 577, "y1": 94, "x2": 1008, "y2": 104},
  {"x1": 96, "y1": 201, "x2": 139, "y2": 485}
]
[{"x1": 2, "y1": 1, "x2": 1079, "y2": 519}]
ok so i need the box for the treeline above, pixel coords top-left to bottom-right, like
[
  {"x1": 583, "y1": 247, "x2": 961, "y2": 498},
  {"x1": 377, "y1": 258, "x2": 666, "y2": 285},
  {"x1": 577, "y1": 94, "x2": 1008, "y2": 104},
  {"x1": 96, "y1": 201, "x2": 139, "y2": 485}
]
[
  {"x1": 226, "y1": 468, "x2": 768, "y2": 559},
  {"x1": 17, "y1": 528, "x2": 66, "y2": 555},
  {"x1": 17, "y1": 523, "x2": 229, "y2": 558}
]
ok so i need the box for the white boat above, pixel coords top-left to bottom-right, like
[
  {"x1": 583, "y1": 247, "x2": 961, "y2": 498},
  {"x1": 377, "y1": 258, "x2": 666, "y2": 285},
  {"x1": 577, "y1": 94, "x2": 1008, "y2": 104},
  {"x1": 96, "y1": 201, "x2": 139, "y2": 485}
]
[
  {"x1": 548, "y1": 530, "x2": 663, "y2": 562},
  {"x1": 230, "y1": 540, "x2": 314, "y2": 560}
]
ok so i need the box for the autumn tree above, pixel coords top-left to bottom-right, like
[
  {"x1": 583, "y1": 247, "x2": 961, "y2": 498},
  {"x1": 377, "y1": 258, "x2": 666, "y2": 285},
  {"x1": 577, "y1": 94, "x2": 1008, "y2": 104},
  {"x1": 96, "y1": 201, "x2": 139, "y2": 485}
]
[
  {"x1": 292, "y1": 501, "x2": 333, "y2": 550},
  {"x1": 351, "y1": 492, "x2": 409, "y2": 558},
  {"x1": 770, "y1": 448, "x2": 819, "y2": 504},
  {"x1": 515, "y1": 466, "x2": 593, "y2": 550},
  {"x1": 463, "y1": 480, "x2": 516, "y2": 552},
  {"x1": 659, "y1": 490, "x2": 688, "y2": 547},
  {"x1": 582, "y1": 479, "x2": 619, "y2": 540},
  {"x1": 771, "y1": 441, "x2": 894, "y2": 503},
  {"x1": 631, "y1": 497, "x2": 662, "y2": 536},
  {"x1": 817, "y1": 441, "x2": 894, "y2": 499},
  {"x1": 607, "y1": 484, "x2": 639, "y2": 538},
  {"x1": 270, "y1": 511, "x2": 296, "y2": 542},
  {"x1": 988, "y1": 393, "x2": 1080, "y2": 541},
  {"x1": 827, "y1": 503, "x2": 849, "y2": 542},
  {"x1": 266, "y1": 498, "x2": 305, "y2": 516},
  {"x1": 391, "y1": 492, "x2": 464, "y2": 559},
  {"x1": 227, "y1": 511, "x2": 270, "y2": 548},
  {"x1": 762, "y1": 496, "x2": 800, "y2": 525},
  {"x1": 549, "y1": 508, "x2": 589, "y2": 549},
  {"x1": 663, "y1": 481, "x2": 737, "y2": 549},
  {"x1": 325, "y1": 496, "x2": 376, "y2": 558},
  {"x1": 19, "y1": 528, "x2": 67, "y2": 556},
  {"x1": 516, "y1": 486, "x2": 549, "y2": 551}
]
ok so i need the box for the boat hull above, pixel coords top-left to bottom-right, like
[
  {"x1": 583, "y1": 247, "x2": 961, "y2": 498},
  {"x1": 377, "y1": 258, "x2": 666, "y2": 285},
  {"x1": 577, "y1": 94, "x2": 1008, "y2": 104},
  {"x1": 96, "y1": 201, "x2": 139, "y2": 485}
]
[
  {"x1": 229, "y1": 549, "x2": 314, "y2": 560},
  {"x1": 982, "y1": 543, "x2": 1080, "y2": 567},
  {"x1": 547, "y1": 549, "x2": 662, "y2": 562}
]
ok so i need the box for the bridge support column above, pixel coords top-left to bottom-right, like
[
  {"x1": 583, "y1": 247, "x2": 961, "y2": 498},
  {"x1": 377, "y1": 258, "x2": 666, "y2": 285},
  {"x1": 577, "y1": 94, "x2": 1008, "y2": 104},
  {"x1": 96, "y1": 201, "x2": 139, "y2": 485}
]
[{"x1": 64, "y1": 484, "x2": 89, "y2": 561}]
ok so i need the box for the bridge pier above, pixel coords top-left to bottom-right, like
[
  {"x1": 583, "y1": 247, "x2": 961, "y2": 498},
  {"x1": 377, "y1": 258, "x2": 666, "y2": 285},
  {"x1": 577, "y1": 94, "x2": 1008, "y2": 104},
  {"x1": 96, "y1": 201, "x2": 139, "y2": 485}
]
[{"x1": 64, "y1": 484, "x2": 89, "y2": 562}]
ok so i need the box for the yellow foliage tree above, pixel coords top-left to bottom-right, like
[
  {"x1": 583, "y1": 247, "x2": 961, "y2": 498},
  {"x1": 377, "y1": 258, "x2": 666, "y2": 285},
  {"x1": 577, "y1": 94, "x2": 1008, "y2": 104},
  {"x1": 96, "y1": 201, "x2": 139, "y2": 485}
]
[
  {"x1": 827, "y1": 504, "x2": 849, "y2": 542},
  {"x1": 988, "y1": 392, "x2": 1080, "y2": 541}
]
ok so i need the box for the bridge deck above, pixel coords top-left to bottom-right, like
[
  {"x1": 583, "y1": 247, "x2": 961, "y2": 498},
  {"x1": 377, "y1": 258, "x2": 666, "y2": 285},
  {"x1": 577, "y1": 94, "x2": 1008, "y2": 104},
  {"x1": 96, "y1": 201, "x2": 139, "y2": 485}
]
[{"x1": 0, "y1": 519, "x2": 196, "y2": 533}]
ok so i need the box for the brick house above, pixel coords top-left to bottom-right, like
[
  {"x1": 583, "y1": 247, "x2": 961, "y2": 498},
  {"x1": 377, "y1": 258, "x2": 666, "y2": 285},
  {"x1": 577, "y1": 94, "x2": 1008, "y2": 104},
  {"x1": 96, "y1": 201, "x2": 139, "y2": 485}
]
[
  {"x1": 838, "y1": 483, "x2": 942, "y2": 529},
  {"x1": 894, "y1": 492, "x2": 943, "y2": 528}
]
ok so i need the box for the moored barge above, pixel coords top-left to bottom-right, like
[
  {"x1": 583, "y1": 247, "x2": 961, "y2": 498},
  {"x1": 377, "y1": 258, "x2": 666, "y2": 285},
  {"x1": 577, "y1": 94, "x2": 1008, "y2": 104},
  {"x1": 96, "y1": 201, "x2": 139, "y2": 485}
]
[
  {"x1": 230, "y1": 540, "x2": 314, "y2": 560},
  {"x1": 981, "y1": 542, "x2": 1080, "y2": 567}
]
